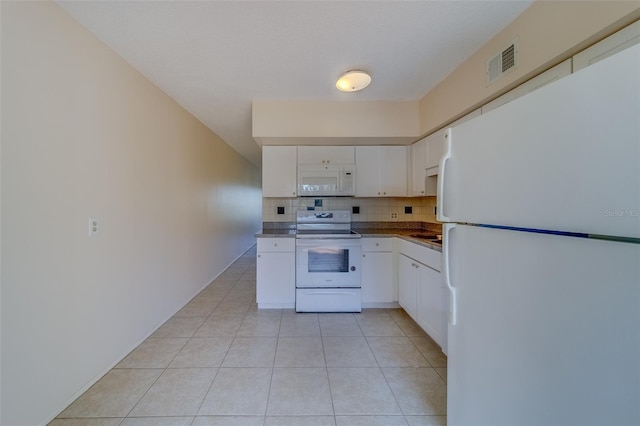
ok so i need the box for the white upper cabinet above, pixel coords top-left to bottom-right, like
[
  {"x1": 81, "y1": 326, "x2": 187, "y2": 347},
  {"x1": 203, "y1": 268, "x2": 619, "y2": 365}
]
[
  {"x1": 354, "y1": 146, "x2": 379, "y2": 196},
  {"x1": 573, "y1": 20, "x2": 640, "y2": 72},
  {"x1": 297, "y1": 146, "x2": 355, "y2": 165},
  {"x1": 262, "y1": 146, "x2": 297, "y2": 197},
  {"x1": 425, "y1": 128, "x2": 448, "y2": 170},
  {"x1": 381, "y1": 146, "x2": 409, "y2": 196},
  {"x1": 411, "y1": 109, "x2": 480, "y2": 196},
  {"x1": 356, "y1": 146, "x2": 408, "y2": 197},
  {"x1": 411, "y1": 137, "x2": 428, "y2": 196}
]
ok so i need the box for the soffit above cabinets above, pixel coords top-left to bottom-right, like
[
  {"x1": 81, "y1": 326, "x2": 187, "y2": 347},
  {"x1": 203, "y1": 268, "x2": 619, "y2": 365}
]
[{"x1": 252, "y1": 100, "x2": 420, "y2": 146}]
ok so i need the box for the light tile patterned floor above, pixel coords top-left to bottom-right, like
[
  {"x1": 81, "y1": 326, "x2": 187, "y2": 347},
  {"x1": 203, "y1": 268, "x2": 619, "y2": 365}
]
[{"x1": 51, "y1": 246, "x2": 447, "y2": 426}]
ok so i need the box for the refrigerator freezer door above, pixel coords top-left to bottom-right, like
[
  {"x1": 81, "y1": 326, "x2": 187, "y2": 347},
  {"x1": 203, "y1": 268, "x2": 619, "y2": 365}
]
[
  {"x1": 446, "y1": 224, "x2": 640, "y2": 425},
  {"x1": 439, "y1": 44, "x2": 640, "y2": 238}
]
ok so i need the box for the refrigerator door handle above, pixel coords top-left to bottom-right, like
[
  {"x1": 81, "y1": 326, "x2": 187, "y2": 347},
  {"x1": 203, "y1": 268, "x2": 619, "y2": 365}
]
[
  {"x1": 437, "y1": 129, "x2": 452, "y2": 222},
  {"x1": 443, "y1": 222, "x2": 457, "y2": 325}
]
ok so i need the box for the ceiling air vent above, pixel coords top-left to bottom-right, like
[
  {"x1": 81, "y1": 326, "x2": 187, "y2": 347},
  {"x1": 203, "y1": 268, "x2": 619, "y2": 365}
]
[{"x1": 486, "y1": 38, "x2": 519, "y2": 86}]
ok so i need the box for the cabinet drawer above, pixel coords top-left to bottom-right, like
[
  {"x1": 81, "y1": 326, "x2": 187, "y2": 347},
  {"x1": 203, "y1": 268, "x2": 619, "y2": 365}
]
[
  {"x1": 398, "y1": 239, "x2": 441, "y2": 271},
  {"x1": 257, "y1": 237, "x2": 295, "y2": 252},
  {"x1": 362, "y1": 237, "x2": 393, "y2": 252}
]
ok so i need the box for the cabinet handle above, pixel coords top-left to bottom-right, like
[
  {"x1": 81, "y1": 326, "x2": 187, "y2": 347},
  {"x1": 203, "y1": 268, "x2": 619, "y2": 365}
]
[
  {"x1": 362, "y1": 254, "x2": 366, "y2": 258},
  {"x1": 375, "y1": 243, "x2": 379, "y2": 246},
  {"x1": 293, "y1": 192, "x2": 296, "y2": 196},
  {"x1": 383, "y1": 192, "x2": 386, "y2": 195},
  {"x1": 274, "y1": 243, "x2": 278, "y2": 247},
  {"x1": 258, "y1": 254, "x2": 261, "y2": 258}
]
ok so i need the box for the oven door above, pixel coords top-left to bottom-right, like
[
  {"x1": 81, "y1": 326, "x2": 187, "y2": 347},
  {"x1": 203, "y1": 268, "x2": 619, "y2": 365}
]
[{"x1": 296, "y1": 238, "x2": 361, "y2": 288}]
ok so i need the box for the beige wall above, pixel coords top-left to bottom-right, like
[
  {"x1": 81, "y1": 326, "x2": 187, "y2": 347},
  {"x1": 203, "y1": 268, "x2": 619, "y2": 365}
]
[
  {"x1": 0, "y1": 2, "x2": 261, "y2": 425},
  {"x1": 419, "y1": 1, "x2": 640, "y2": 135}
]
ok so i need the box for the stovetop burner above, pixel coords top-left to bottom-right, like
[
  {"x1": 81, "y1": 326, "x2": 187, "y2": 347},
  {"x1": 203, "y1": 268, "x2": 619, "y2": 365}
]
[{"x1": 295, "y1": 210, "x2": 359, "y2": 239}]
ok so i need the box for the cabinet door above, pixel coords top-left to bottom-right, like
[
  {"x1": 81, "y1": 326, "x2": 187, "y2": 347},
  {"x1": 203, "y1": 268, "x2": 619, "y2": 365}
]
[
  {"x1": 297, "y1": 146, "x2": 355, "y2": 165},
  {"x1": 362, "y1": 251, "x2": 394, "y2": 304},
  {"x1": 411, "y1": 137, "x2": 428, "y2": 196},
  {"x1": 262, "y1": 146, "x2": 297, "y2": 197},
  {"x1": 380, "y1": 146, "x2": 408, "y2": 196},
  {"x1": 256, "y1": 251, "x2": 295, "y2": 308},
  {"x1": 355, "y1": 146, "x2": 380, "y2": 196},
  {"x1": 416, "y1": 265, "x2": 444, "y2": 347},
  {"x1": 398, "y1": 254, "x2": 417, "y2": 318},
  {"x1": 425, "y1": 128, "x2": 447, "y2": 169}
]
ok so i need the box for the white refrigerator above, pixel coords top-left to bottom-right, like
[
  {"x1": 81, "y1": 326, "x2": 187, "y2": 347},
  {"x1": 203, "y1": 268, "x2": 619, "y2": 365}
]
[{"x1": 438, "y1": 44, "x2": 640, "y2": 425}]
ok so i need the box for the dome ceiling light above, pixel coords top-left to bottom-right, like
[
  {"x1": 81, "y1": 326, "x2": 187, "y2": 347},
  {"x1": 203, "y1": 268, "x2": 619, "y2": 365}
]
[{"x1": 336, "y1": 70, "x2": 371, "y2": 92}]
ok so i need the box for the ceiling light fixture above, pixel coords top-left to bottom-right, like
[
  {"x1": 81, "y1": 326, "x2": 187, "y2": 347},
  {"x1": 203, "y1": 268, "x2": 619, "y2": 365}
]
[{"x1": 336, "y1": 70, "x2": 371, "y2": 92}]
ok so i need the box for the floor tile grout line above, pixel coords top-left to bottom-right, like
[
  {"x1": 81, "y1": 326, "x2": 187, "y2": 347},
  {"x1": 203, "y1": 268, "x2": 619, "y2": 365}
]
[
  {"x1": 379, "y1": 366, "x2": 410, "y2": 418},
  {"x1": 121, "y1": 363, "x2": 169, "y2": 419},
  {"x1": 320, "y1": 331, "x2": 337, "y2": 418},
  {"x1": 193, "y1": 273, "x2": 244, "y2": 418},
  {"x1": 264, "y1": 329, "x2": 279, "y2": 418}
]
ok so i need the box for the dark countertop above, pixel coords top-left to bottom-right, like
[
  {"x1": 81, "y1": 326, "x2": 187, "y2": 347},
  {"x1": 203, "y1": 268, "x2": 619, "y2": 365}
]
[
  {"x1": 356, "y1": 228, "x2": 442, "y2": 252},
  {"x1": 255, "y1": 227, "x2": 442, "y2": 252},
  {"x1": 255, "y1": 229, "x2": 297, "y2": 237}
]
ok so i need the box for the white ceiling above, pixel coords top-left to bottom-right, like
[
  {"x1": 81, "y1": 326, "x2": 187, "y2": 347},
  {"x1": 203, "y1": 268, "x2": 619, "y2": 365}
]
[{"x1": 56, "y1": 0, "x2": 533, "y2": 166}]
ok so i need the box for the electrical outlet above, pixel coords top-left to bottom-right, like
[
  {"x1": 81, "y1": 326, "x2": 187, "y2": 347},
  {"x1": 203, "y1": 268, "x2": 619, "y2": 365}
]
[
  {"x1": 88, "y1": 217, "x2": 99, "y2": 236},
  {"x1": 277, "y1": 206, "x2": 285, "y2": 215},
  {"x1": 390, "y1": 212, "x2": 398, "y2": 220}
]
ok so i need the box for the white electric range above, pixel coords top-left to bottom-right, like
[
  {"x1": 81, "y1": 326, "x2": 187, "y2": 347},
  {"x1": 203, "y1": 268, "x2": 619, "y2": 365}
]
[{"x1": 295, "y1": 210, "x2": 362, "y2": 312}]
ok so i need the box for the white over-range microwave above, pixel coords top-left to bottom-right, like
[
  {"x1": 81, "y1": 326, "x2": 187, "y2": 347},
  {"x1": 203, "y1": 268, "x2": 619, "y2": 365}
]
[{"x1": 297, "y1": 164, "x2": 355, "y2": 197}]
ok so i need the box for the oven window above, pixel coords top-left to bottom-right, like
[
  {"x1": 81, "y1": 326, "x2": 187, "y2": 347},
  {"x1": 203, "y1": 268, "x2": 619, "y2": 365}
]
[{"x1": 308, "y1": 248, "x2": 349, "y2": 273}]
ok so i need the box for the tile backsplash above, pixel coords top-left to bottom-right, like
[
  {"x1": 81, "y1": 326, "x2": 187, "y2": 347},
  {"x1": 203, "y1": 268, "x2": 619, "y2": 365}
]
[{"x1": 263, "y1": 197, "x2": 438, "y2": 223}]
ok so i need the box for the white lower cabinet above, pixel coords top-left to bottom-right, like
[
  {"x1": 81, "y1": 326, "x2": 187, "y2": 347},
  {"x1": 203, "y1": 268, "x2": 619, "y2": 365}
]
[
  {"x1": 256, "y1": 238, "x2": 295, "y2": 309},
  {"x1": 398, "y1": 253, "x2": 418, "y2": 318},
  {"x1": 416, "y1": 263, "x2": 445, "y2": 347},
  {"x1": 361, "y1": 238, "x2": 395, "y2": 307},
  {"x1": 398, "y1": 240, "x2": 446, "y2": 350}
]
